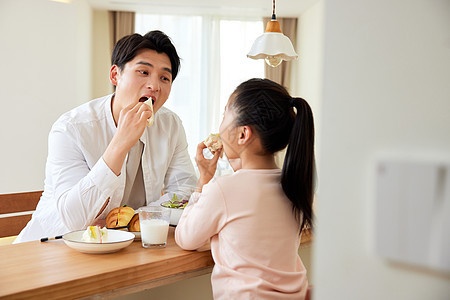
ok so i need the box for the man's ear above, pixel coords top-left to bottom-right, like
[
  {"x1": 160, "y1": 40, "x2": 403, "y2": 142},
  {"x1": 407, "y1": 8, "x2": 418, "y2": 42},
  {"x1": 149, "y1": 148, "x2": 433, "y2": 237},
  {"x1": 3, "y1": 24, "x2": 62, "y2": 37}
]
[
  {"x1": 238, "y1": 125, "x2": 252, "y2": 145},
  {"x1": 109, "y1": 65, "x2": 119, "y2": 86}
]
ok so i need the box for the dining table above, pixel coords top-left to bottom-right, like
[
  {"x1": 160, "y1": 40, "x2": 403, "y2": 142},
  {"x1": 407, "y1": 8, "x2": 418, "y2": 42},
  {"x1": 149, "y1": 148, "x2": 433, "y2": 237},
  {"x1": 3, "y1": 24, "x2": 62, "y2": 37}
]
[
  {"x1": 0, "y1": 227, "x2": 214, "y2": 299},
  {"x1": 0, "y1": 227, "x2": 313, "y2": 299}
]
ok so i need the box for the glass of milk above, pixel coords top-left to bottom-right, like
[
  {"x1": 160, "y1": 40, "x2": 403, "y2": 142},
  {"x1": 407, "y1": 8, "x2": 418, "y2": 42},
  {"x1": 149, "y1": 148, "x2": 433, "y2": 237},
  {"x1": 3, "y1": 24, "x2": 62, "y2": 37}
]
[{"x1": 138, "y1": 206, "x2": 170, "y2": 248}]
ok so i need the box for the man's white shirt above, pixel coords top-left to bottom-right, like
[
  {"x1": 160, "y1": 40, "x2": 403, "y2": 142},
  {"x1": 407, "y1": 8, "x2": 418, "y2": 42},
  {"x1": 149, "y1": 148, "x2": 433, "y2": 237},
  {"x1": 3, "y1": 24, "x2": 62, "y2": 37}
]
[{"x1": 15, "y1": 95, "x2": 197, "y2": 243}]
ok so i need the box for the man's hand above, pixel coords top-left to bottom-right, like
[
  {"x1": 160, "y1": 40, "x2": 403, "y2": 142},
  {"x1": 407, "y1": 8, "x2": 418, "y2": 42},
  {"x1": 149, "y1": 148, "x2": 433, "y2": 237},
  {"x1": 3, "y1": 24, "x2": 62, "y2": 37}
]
[
  {"x1": 115, "y1": 102, "x2": 152, "y2": 150},
  {"x1": 195, "y1": 142, "x2": 222, "y2": 191},
  {"x1": 103, "y1": 102, "x2": 152, "y2": 175},
  {"x1": 91, "y1": 218, "x2": 107, "y2": 228}
]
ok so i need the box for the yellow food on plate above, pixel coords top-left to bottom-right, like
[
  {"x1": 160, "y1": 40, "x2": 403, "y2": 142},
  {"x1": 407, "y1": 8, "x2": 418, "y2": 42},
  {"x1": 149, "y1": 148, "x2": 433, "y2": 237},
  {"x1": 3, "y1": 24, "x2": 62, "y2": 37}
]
[
  {"x1": 82, "y1": 225, "x2": 108, "y2": 243},
  {"x1": 106, "y1": 206, "x2": 135, "y2": 228}
]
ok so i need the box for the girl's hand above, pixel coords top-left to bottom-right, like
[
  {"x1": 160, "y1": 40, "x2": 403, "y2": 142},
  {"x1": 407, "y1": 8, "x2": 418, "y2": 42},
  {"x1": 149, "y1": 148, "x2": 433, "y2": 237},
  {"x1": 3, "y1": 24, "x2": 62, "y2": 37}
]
[{"x1": 195, "y1": 142, "x2": 222, "y2": 191}]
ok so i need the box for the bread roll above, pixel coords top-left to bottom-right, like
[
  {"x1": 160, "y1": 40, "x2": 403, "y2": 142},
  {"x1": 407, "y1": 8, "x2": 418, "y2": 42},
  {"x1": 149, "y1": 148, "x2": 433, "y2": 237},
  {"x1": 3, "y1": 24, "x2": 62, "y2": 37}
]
[
  {"x1": 128, "y1": 214, "x2": 140, "y2": 232},
  {"x1": 204, "y1": 133, "x2": 223, "y2": 158},
  {"x1": 106, "y1": 206, "x2": 135, "y2": 228},
  {"x1": 144, "y1": 98, "x2": 154, "y2": 127}
]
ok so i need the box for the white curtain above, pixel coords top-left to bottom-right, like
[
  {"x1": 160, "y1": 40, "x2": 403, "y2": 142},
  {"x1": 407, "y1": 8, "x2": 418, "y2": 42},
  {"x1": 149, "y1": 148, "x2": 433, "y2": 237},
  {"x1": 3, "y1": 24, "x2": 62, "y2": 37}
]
[
  {"x1": 135, "y1": 14, "x2": 264, "y2": 174},
  {"x1": 201, "y1": 16, "x2": 222, "y2": 138}
]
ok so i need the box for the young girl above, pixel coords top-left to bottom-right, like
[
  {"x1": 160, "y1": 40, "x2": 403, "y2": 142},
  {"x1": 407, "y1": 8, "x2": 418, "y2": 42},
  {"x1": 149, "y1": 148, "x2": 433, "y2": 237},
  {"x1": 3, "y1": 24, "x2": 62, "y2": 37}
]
[{"x1": 175, "y1": 78, "x2": 315, "y2": 299}]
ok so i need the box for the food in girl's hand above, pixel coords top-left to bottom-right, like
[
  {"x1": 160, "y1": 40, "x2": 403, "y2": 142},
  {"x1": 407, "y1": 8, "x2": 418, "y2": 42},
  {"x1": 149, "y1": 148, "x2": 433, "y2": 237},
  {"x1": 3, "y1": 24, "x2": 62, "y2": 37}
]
[
  {"x1": 106, "y1": 206, "x2": 135, "y2": 228},
  {"x1": 128, "y1": 213, "x2": 140, "y2": 232},
  {"x1": 82, "y1": 225, "x2": 108, "y2": 243},
  {"x1": 204, "y1": 133, "x2": 223, "y2": 157},
  {"x1": 144, "y1": 97, "x2": 154, "y2": 126}
]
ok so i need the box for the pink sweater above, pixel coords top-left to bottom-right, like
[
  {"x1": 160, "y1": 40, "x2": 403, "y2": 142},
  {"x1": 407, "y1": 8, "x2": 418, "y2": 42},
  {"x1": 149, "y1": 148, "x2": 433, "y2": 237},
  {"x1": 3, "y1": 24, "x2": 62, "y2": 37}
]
[{"x1": 175, "y1": 169, "x2": 308, "y2": 299}]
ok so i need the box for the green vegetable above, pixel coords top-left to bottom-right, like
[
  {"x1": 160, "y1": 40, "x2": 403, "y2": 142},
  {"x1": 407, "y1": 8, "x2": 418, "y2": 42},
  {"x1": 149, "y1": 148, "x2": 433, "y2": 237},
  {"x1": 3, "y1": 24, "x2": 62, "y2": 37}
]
[{"x1": 161, "y1": 194, "x2": 188, "y2": 209}]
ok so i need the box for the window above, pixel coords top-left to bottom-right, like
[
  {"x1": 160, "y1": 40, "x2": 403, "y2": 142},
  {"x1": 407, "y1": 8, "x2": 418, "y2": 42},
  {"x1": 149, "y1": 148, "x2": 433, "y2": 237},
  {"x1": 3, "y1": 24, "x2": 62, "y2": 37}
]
[{"x1": 135, "y1": 14, "x2": 264, "y2": 173}]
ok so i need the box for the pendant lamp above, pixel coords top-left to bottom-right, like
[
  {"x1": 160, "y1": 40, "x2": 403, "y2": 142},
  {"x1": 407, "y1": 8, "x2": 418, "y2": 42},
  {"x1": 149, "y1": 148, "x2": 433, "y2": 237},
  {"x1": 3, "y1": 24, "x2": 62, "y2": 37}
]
[{"x1": 247, "y1": 0, "x2": 298, "y2": 67}]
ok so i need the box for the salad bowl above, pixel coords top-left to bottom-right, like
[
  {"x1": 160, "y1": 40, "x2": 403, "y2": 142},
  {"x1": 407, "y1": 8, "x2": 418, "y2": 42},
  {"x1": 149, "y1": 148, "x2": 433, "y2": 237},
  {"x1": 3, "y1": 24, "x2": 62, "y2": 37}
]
[{"x1": 161, "y1": 194, "x2": 188, "y2": 226}]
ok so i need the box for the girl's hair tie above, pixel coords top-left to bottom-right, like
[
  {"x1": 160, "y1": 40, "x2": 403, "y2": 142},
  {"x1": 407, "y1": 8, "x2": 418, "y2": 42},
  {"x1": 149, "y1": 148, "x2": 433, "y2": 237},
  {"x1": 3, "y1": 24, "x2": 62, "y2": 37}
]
[{"x1": 289, "y1": 97, "x2": 296, "y2": 107}]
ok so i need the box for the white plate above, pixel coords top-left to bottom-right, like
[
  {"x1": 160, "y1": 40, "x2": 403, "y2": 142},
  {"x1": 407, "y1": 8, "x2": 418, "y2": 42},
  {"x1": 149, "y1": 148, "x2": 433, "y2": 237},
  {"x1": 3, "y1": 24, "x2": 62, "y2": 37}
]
[
  {"x1": 63, "y1": 230, "x2": 135, "y2": 254},
  {"x1": 130, "y1": 231, "x2": 141, "y2": 240}
]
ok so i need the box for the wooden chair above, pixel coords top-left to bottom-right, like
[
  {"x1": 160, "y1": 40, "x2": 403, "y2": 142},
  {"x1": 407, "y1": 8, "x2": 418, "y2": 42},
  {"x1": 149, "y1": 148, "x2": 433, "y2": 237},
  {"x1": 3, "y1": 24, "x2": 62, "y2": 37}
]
[
  {"x1": 306, "y1": 285, "x2": 313, "y2": 300},
  {"x1": 0, "y1": 191, "x2": 42, "y2": 240}
]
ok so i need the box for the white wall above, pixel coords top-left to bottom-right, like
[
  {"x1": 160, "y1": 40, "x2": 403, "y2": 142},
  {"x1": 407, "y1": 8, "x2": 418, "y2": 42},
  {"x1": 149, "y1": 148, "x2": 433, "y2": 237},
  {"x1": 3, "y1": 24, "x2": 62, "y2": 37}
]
[
  {"x1": 0, "y1": 0, "x2": 92, "y2": 193},
  {"x1": 92, "y1": 10, "x2": 114, "y2": 99},
  {"x1": 314, "y1": 0, "x2": 450, "y2": 299},
  {"x1": 296, "y1": 0, "x2": 324, "y2": 172}
]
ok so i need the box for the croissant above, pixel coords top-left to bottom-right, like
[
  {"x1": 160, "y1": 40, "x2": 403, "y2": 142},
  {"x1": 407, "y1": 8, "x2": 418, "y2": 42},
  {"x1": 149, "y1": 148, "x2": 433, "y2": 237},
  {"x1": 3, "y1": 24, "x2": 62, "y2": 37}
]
[
  {"x1": 106, "y1": 206, "x2": 135, "y2": 229},
  {"x1": 128, "y1": 213, "x2": 140, "y2": 232}
]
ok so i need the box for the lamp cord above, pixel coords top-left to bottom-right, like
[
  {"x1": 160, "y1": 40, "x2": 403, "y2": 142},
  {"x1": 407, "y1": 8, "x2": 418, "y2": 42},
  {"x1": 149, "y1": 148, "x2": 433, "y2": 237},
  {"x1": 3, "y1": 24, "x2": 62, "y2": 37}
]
[{"x1": 272, "y1": 0, "x2": 276, "y2": 20}]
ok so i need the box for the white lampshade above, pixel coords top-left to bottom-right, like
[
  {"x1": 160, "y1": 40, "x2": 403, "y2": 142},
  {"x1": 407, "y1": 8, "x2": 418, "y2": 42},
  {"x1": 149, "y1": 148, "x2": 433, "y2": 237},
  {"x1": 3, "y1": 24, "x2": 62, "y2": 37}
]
[
  {"x1": 247, "y1": 0, "x2": 299, "y2": 68},
  {"x1": 247, "y1": 32, "x2": 298, "y2": 67}
]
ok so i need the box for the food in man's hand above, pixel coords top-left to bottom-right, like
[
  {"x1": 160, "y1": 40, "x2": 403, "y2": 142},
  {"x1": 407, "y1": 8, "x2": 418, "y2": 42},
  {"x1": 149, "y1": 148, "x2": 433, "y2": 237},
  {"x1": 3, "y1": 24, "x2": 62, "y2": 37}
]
[
  {"x1": 204, "y1": 133, "x2": 223, "y2": 157},
  {"x1": 144, "y1": 97, "x2": 154, "y2": 127},
  {"x1": 82, "y1": 225, "x2": 108, "y2": 243},
  {"x1": 128, "y1": 213, "x2": 140, "y2": 232},
  {"x1": 106, "y1": 206, "x2": 135, "y2": 228}
]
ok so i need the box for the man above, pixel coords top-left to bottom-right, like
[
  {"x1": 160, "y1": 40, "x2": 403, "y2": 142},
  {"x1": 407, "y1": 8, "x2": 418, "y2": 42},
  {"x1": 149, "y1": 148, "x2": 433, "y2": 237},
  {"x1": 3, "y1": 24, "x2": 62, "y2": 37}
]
[{"x1": 15, "y1": 31, "x2": 197, "y2": 243}]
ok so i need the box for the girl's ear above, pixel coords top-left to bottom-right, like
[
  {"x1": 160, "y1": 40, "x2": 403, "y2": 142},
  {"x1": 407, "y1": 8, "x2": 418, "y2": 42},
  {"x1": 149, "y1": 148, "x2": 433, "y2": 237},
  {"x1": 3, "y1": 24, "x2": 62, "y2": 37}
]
[
  {"x1": 238, "y1": 125, "x2": 252, "y2": 145},
  {"x1": 109, "y1": 65, "x2": 119, "y2": 86}
]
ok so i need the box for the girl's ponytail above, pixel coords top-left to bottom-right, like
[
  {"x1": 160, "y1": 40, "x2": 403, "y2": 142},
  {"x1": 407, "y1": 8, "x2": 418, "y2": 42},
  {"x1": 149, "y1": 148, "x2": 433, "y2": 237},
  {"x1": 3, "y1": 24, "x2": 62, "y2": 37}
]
[{"x1": 281, "y1": 97, "x2": 315, "y2": 232}]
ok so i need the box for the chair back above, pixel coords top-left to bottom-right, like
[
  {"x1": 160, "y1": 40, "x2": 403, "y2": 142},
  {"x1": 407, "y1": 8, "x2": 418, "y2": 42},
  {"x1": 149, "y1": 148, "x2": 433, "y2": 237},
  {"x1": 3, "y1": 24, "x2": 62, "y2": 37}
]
[
  {"x1": 0, "y1": 191, "x2": 42, "y2": 238},
  {"x1": 306, "y1": 285, "x2": 313, "y2": 300}
]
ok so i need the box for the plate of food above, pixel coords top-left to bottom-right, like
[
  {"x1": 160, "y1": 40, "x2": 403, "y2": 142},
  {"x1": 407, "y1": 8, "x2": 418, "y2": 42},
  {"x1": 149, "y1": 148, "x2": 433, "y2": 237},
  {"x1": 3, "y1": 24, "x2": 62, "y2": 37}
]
[{"x1": 63, "y1": 226, "x2": 135, "y2": 254}]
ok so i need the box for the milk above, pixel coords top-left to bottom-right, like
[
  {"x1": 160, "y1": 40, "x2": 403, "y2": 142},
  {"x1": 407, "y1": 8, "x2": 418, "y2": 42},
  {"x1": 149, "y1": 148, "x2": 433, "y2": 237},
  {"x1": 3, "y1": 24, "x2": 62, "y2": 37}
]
[{"x1": 140, "y1": 219, "x2": 169, "y2": 245}]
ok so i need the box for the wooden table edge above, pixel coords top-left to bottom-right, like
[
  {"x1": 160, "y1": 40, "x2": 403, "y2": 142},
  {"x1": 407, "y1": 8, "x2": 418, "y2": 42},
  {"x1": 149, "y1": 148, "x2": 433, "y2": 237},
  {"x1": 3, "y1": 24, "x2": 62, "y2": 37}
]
[{"x1": 80, "y1": 266, "x2": 214, "y2": 299}]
